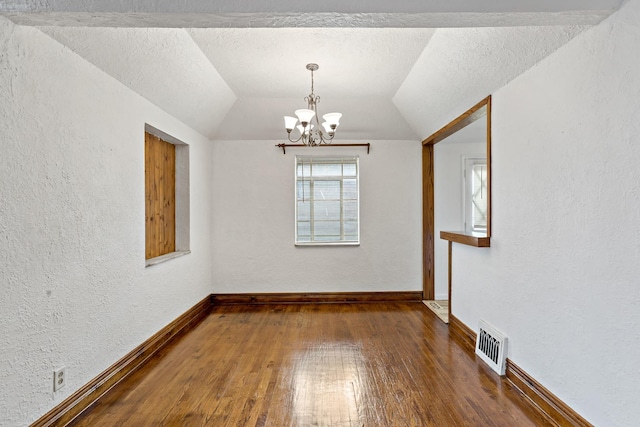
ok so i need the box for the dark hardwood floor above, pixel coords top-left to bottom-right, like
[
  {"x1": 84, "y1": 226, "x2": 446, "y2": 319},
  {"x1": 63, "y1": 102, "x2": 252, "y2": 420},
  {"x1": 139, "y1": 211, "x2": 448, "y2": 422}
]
[{"x1": 71, "y1": 302, "x2": 550, "y2": 426}]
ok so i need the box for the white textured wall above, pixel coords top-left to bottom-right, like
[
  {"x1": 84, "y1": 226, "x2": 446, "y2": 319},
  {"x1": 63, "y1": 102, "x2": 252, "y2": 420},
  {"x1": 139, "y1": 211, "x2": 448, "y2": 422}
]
[
  {"x1": 451, "y1": 1, "x2": 640, "y2": 425},
  {"x1": 434, "y1": 139, "x2": 485, "y2": 299},
  {"x1": 211, "y1": 140, "x2": 422, "y2": 293},
  {"x1": 0, "y1": 18, "x2": 212, "y2": 426}
]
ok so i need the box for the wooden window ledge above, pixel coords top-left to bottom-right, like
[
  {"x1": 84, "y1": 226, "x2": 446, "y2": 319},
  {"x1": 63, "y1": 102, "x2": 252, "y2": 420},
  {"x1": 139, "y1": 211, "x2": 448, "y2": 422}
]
[{"x1": 440, "y1": 231, "x2": 490, "y2": 248}]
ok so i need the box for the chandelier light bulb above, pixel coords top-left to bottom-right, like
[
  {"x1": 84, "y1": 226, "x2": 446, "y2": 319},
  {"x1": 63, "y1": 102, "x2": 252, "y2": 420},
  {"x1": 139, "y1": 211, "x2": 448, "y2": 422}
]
[
  {"x1": 322, "y1": 113, "x2": 342, "y2": 127},
  {"x1": 321, "y1": 122, "x2": 334, "y2": 134},
  {"x1": 295, "y1": 109, "x2": 315, "y2": 126},
  {"x1": 284, "y1": 116, "x2": 298, "y2": 131}
]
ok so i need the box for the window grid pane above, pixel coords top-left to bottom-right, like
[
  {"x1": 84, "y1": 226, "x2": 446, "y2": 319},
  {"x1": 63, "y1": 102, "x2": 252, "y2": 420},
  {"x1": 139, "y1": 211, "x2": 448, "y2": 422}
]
[
  {"x1": 295, "y1": 157, "x2": 359, "y2": 245},
  {"x1": 471, "y1": 163, "x2": 488, "y2": 231}
]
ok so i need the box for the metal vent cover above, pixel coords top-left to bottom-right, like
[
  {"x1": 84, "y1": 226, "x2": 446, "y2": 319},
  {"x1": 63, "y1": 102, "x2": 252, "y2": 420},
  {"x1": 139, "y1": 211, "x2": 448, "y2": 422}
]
[{"x1": 475, "y1": 320, "x2": 507, "y2": 375}]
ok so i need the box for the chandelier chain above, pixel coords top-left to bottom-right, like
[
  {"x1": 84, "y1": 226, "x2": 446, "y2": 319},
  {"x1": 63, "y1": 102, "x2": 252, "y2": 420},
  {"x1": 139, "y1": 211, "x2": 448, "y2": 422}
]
[{"x1": 310, "y1": 68, "x2": 314, "y2": 95}]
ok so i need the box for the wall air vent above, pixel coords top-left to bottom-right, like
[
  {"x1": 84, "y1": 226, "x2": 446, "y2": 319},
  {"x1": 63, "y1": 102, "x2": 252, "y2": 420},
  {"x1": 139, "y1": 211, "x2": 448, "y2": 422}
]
[{"x1": 475, "y1": 320, "x2": 507, "y2": 375}]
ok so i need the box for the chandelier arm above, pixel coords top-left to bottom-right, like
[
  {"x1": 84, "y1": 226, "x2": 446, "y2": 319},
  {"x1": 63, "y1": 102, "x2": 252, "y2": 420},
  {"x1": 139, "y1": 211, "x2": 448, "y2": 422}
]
[
  {"x1": 287, "y1": 131, "x2": 304, "y2": 144},
  {"x1": 322, "y1": 131, "x2": 335, "y2": 143}
]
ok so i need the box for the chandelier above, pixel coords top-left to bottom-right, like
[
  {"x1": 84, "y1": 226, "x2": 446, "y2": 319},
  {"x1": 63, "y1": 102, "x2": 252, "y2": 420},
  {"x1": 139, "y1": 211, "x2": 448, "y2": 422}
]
[{"x1": 283, "y1": 63, "x2": 342, "y2": 146}]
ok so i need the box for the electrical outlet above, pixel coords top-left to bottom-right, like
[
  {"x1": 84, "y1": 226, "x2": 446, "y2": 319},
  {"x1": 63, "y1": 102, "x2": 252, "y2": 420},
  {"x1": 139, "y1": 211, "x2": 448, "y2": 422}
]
[{"x1": 53, "y1": 367, "x2": 66, "y2": 392}]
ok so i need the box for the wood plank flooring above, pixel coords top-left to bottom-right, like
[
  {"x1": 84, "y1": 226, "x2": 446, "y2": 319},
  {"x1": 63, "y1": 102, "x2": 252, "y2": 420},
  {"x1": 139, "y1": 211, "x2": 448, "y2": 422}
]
[{"x1": 71, "y1": 302, "x2": 550, "y2": 426}]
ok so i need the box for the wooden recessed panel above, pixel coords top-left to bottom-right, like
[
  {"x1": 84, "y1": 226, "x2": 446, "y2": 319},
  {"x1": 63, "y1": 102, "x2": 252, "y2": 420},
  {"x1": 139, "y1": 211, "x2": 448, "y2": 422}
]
[{"x1": 145, "y1": 132, "x2": 176, "y2": 259}]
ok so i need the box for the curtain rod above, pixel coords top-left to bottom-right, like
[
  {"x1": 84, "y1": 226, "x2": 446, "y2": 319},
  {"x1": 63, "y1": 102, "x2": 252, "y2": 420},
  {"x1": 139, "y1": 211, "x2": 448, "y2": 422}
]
[{"x1": 275, "y1": 143, "x2": 370, "y2": 155}]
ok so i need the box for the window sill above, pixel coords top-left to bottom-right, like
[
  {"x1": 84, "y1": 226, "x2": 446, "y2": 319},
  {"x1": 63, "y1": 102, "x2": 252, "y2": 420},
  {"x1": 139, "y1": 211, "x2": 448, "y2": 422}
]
[
  {"x1": 440, "y1": 231, "x2": 490, "y2": 248},
  {"x1": 145, "y1": 250, "x2": 191, "y2": 267},
  {"x1": 295, "y1": 242, "x2": 360, "y2": 246}
]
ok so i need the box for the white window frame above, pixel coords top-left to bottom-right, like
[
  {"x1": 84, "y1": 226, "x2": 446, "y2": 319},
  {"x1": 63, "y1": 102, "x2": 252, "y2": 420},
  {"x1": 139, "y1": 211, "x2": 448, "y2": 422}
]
[
  {"x1": 295, "y1": 156, "x2": 360, "y2": 246},
  {"x1": 463, "y1": 157, "x2": 488, "y2": 234}
]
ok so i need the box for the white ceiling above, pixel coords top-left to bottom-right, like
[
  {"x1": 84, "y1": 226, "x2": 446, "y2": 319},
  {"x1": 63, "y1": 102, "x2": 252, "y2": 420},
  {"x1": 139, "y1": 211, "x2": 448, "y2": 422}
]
[
  {"x1": 1, "y1": 0, "x2": 623, "y2": 141},
  {"x1": 188, "y1": 28, "x2": 432, "y2": 99}
]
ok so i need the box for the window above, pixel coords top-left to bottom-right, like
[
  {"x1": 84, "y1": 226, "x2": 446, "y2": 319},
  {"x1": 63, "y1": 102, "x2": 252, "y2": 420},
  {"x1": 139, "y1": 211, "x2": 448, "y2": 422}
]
[
  {"x1": 464, "y1": 158, "x2": 488, "y2": 234},
  {"x1": 144, "y1": 126, "x2": 190, "y2": 264},
  {"x1": 295, "y1": 156, "x2": 359, "y2": 245}
]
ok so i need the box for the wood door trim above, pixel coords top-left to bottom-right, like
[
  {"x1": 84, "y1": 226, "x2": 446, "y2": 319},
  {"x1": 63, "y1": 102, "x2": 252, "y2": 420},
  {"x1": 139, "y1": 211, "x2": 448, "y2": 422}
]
[
  {"x1": 421, "y1": 95, "x2": 492, "y2": 306},
  {"x1": 486, "y1": 96, "x2": 492, "y2": 237},
  {"x1": 422, "y1": 144, "x2": 435, "y2": 300},
  {"x1": 31, "y1": 296, "x2": 212, "y2": 427},
  {"x1": 422, "y1": 96, "x2": 491, "y2": 146},
  {"x1": 447, "y1": 241, "x2": 452, "y2": 314}
]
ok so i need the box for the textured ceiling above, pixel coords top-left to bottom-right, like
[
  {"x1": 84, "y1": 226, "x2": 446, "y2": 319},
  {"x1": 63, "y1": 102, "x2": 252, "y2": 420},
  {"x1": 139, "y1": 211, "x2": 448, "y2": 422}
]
[
  {"x1": 188, "y1": 28, "x2": 433, "y2": 99},
  {"x1": 394, "y1": 25, "x2": 589, "y2": 138},
  {"x1": 40, "y1": 26, "x2": 236, "y2": 138},
  {"x1": 1, "y1": 0, "x2": 623, "y2": 141},
  {"x1": 0, "y1": 0, "x2": 621, "y2": 27}
]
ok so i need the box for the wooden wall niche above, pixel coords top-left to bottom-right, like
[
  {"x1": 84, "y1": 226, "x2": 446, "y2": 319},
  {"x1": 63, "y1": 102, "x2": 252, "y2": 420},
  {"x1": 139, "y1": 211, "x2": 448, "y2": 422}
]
[{"x1": 144, "y1": 125, "x2": 190, "y2": 265}]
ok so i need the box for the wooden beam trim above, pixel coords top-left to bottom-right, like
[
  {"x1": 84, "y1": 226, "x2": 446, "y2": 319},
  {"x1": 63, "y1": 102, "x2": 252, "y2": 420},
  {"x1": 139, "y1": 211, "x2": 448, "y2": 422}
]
[
  {"x1": 31, "y1": 296, "x2": 212, "y2": 427},
  {"x1": 422, "y1": 95, "x2": 491, "y2": 146},
  {"x1": 421, "y1": 95, "x2": 491, "y2": 301},
  {"x1": 447, "y1": 241, "x2": 452, "y2": 315},
  {"x1": 486, "y1": 95, "x2": 492, "y2": 237},
  {"x1": 506, "y1": 359, "x2": 594, "y2": 427},
  {"x1": 422, "y1": 144, "x2": 435, "y2": 300},
  {"x1": 211, "y1": 291, "x2": 423, "y2": 305}
]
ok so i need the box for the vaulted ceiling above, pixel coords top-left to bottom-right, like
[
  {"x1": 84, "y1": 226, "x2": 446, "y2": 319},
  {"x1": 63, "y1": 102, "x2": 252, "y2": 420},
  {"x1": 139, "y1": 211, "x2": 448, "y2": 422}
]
[{"x1": 1, "y1": 0, "x2": 623, "y2": 141}]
